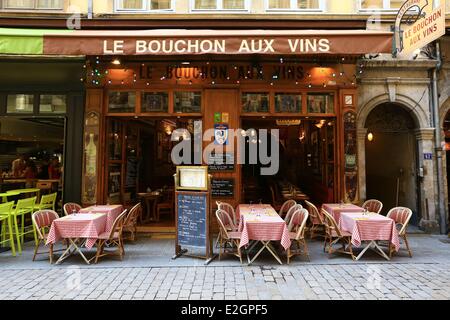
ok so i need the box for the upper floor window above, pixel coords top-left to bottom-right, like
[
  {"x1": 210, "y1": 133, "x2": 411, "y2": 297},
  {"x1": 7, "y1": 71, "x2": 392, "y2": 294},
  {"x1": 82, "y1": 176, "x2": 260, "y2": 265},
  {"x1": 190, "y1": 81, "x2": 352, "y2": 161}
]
[
  {"x1": 1, "y1": 0, "x2": 63, "y2": 9},
  {"x1": 359, "y1": 0, "x2": 404, "y2": 10},
  {"x1": 266, "y1": 0, "x2": 324, "y2": 11},
  {"x1": 191, "y1": 0, "x2": 249, "y2": 11},
  {"x1": 115, "y1": 0, "x2": 173, "y2": 11}
]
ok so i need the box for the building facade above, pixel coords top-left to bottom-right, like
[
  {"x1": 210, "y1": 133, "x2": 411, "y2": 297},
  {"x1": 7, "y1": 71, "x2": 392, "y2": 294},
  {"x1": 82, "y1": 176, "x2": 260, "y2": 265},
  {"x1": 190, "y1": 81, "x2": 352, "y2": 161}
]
[{"x1": 0, "y1": 0, "x2": 449, "y2": 233}]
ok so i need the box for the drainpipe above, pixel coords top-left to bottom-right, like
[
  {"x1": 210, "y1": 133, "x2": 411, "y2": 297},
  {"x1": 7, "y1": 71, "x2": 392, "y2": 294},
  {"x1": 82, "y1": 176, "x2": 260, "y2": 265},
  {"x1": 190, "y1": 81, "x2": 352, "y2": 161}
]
[
  {"x1": 87, "y1": 0, "x2": 93, "y2": 19},
  {"x1": 431, "y1": 41, "x2": 447, "y2": 234}
]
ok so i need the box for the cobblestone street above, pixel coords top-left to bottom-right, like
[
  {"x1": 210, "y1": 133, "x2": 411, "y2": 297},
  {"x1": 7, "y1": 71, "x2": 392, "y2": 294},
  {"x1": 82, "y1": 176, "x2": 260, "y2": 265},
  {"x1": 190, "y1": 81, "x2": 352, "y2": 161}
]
[{"x1": 1, "y1": 262, "x2": 450, "y2": 300}]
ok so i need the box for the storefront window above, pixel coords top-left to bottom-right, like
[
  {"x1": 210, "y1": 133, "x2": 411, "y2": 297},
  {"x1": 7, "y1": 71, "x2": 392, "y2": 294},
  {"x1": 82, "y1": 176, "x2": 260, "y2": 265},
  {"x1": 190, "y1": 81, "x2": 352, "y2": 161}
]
[
  {"x1": 108, "y1": 91, "x2": 136, "y2": 113},
  {"x1": 108, "y1": 164, "x2": 122, "y2": 204},
  {"x1": 7, "y1": 94, "x2": 34, "y2": 113},
  {"x1": 174, "y1": 91, "x2": 201, "y2": 113},
  {"x1": 360, "y1": 0, "x2": 403, "y2": 9},
  {"x1": 39, "y1": 94, "x2": 67, "y2": 114},
  {"x1": 142, "y1": 92, "x2": 169, "y2": 113},
  {"x1": 108, "y1": 121, "x2": 123, "y2": 161},
  {"x1": 242, "y1": 93, "x2": 269, "y2": 113},
  {"x1": 115, "y1": 0, "x2": 172, "y2": 11},
  {"x1": 275, "y1": 93, "x2": 302, "y2": 113},
  {"x1": 307, "y1": 93, "x2": 334, "y2": 114}
]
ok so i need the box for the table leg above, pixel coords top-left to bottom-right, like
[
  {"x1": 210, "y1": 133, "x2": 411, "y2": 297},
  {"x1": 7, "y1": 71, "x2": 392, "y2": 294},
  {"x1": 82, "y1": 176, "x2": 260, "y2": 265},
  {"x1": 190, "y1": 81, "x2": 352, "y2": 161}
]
[
  {"x1": 355, "y1": 241, "x2": 390, "y2": 261},
  {"x1": 55, "y1": 238, "x2": 91, "y2": 265},
  {"x1": 247, "y1": 241, "x2": 283, "y2": 265},
  {"x1": 55, "y1": 241, "x2": 76, "y2": 264}
]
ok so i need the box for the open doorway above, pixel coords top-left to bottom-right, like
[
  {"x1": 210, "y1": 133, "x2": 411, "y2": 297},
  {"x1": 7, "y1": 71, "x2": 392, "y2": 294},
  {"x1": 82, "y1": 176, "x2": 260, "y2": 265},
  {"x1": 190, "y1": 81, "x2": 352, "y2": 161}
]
[
  {"x1": 365, "y1": 103, "x2": 419, "y2": 224},
  {"x1": 105, "y1": 117, "x2": 201, "y2": 229},
  {"x1": 240, "y1": 117, "x2": 337, "y2": 208}
]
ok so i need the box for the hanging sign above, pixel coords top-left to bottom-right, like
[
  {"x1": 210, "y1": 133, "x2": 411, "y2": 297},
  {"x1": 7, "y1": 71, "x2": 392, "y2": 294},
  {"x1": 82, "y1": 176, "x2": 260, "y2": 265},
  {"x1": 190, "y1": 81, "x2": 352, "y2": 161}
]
[{"x1": 394, "y1": 0, "x2": 446, "y2": 57}]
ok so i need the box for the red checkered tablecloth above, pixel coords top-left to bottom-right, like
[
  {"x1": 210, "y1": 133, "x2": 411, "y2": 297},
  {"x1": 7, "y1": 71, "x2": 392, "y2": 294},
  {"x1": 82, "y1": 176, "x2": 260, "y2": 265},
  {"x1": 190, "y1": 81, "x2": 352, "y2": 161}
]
[
  {"x1": 79, "y1": 205, "x2": 123, "y2": 233},
  {"x1": 46, "y1": 213, "x2": 107, "y2": 249},
  {"x1": 322, "y1": 203, "x2": 365, "y2": 222},
  {"x1": 339, "y1": 212, "x2": 400, "y2": 251},
  {"x1": 237, "y1": 204, "x2": 291, "y2": 250}
]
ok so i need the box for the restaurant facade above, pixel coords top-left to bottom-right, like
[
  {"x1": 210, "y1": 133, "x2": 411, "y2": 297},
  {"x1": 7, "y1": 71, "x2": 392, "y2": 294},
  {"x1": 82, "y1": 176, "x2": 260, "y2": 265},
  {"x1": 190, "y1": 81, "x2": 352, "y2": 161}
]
[{"x1": 0, "y1": 0, "x2": 448, "y2": 234}]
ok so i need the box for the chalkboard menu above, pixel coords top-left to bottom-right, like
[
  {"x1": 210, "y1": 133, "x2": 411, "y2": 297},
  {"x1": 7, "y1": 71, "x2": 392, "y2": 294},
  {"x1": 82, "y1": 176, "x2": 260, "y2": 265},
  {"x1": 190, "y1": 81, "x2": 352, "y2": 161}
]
[
  {"x1": 207, "y1": 153, "x2": 235, "y2": 172},
  {"x1": 211, "y1": 179, "x2": 234, "y2": 198},
  {"x1": 177, "y1": 193, "x2": 207, "y2": 248}
]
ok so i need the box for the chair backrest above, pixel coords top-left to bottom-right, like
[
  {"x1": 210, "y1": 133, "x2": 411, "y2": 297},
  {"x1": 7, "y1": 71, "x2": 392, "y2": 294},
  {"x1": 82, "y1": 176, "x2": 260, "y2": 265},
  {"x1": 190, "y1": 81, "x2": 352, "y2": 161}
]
[
  {"x1": 305, "y1": 200, "x2": 324, "y2": 225},
  {"x1": 125, "y1": 203, "x2": 142, "y2": 226},
  {"x1": 16, "y1": 197, "x2": 37, "y2": 213},
  {"x1": 0, "y1": 201, "x2": 14, "y2": 216},
  {"x1": 108, "y1": 209, "x2": 128, "y2": 239},
  {"x1": 40, "y1": 192, "x2": 57, "y2": 206},
  {"x1": 387, "y1": 207, "x2": 413, "y2": 235},
  {"x1": 288, "y1": 208, "x2": 309, "y2": 240},
  {"x1": 362, "y1": 199, "x2": 383, "y2": 214},
  {"x1": 321, "y1": 208, "x2": 343, "y2": 238},
  {"x1": 32, "y1": 210, "x2": 59, "y2": 240},
  {"x1": 218, "y1": 202, "x2": 237, "y2": 226},
  {"x1": 36, "y1": 181, "x2": 52, "y2": 189},
  {"x1": 278, "y1": 199, "x2": 296, "y2": 217},
  {"x1": 284, "y1": 204, "x2": 303, "y2": 223},
  {"x1": 63, "y1": 202, "x2": 82, "y2": 216},
  {"x1": 215, "y1": 209, "x2": 235, "y2": 239}
]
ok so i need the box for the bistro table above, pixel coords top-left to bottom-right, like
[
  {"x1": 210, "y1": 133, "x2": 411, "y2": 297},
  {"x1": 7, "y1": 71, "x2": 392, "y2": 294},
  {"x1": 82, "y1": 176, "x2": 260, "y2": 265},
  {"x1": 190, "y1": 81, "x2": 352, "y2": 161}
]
[
  {"x1": 339, "y1": 212, "x2": 400, "y2": 261},
  {"x1": 0, "y1": 191, "x2": 20, "y2": 203},
  {"x1": 79, "y1": 204, "x2": 123, "y2": 232},
  {"x1": 322, "y1": 203, "x2": 365, "y2": 222},
  {"x1": 237, "y1": 204, "x2": 291, "y2": 265},
  {"x1": 46, "y1": 213, "x2": 107, "y2": 264}
]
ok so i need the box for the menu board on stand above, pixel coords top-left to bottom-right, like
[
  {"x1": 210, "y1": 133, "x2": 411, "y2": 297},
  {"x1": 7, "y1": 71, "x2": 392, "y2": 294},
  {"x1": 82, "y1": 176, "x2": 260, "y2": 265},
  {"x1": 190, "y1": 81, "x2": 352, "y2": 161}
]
[{"x1": 172, "y1": 166, "x2": 216, "y2": 265}]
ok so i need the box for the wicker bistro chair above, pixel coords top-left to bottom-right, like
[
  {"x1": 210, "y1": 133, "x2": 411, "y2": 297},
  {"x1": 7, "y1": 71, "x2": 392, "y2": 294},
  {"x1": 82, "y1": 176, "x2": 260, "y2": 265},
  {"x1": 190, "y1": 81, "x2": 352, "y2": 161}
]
[
  {"x1": 284, "y1": 204, "x2": 303, "y2": 224},
  {"x1": 93, "y1": 209, "x2": 128, "y2": 264},
  {"x1": 0, "y1": 201, "x2": 16, "y2": 256},
  {"x1": 12, "y1": 196, "x2": 37, "y2": 254},
  {"x1": 362, "y1": 199, "x2": 383, "y2": 214},
  {"x1": 32, "y1": 210, "x2": 64, "y2": 263},
  {"x1": 63, "y1": 202, "x2": 82, "y2": 216},
  {"x1": 215, "y1": 209, "x2": 243, "y2": 263},
  {"x1": 386, "y1": 207, "x2": 413, "y2": 258},
  {"x1": 286, "y1": 208, "x2": 310, "y2": 264},
  {"x1": 304, "y1": 200, "x2": 325, "y2": 239},
  {"x1": 217, "y1": 201, "x2": 239, "y2": 227},
  {"x1": 321, "y1": 208, "x2": 356, "y2": 260},
  {"x1": 35, "y1": 192, "x2": 57, "y2": 211},
  {"x1": 278, "y1": 199, "x2": 297, "y2": 219},
  {"x1": 123, "y1": 203, "x2": 142, "y2": 242}
]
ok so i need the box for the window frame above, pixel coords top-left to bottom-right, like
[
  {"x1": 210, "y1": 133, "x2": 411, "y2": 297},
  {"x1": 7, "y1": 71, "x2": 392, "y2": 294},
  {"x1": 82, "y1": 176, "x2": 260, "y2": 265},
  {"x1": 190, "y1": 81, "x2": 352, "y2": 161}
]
[
  {"x1": 190, "y1": 0, "x2": 251, "y2": 13},
  {"x1": 1, "y1": 0, "x2": 64, "y2": 10},
  {"x1": 114, "y1": 0, "x2": 175, "y2": 13},
  {"x1": 358, "y1": 0, "x2": 405, "y2": 13},
  {"x1": 264, "y1": 0, "x2": 325, "y2": 13}
]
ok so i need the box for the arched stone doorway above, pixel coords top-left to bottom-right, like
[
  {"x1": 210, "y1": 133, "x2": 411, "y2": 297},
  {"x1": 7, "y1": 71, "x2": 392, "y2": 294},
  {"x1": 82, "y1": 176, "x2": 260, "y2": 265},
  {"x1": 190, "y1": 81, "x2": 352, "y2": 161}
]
[{"x1": 365, "y1": 103, "x2": 420, "y2": 224}]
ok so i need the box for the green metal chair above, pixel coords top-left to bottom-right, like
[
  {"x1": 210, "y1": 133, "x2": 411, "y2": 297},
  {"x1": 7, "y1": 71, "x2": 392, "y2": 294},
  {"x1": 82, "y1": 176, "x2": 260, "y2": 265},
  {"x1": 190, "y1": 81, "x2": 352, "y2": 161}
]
[
  {"x1": 0, "y1": 201, "x2": 16, "y2": 256},
  {"x1": 35, "y1": 193, "x2": 57, "y2": 211},
  {"x1": 12, "y1": 197, "x2": 37, "y2": 254}
]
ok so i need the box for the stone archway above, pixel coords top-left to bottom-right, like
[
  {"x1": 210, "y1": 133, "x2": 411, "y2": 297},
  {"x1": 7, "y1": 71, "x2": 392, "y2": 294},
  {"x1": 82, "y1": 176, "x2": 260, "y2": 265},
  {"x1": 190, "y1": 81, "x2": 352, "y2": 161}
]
[
  {"x1": 364, "y1": 103, "x2": 419, "y2": 223},
  {"x1": 357, "y1": 94, "x2": 438, "y2": 229}
]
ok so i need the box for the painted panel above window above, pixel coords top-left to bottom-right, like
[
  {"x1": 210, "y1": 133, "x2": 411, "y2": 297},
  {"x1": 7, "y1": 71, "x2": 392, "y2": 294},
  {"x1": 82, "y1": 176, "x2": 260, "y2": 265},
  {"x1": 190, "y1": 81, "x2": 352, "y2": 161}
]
[
  {"x1": 266, "y1": 0, "x2": 324, "y2": 11},
  {"x1": 39, "y1": 94, "x2": 67, "y2": 114},
  {"x1": 191, "y1": 0, "x2": 249, "y2": 11},
  {"x1": 115, "y1": 0, "x2": 174, "y2": 12},
  {"x1": 1, "y1": 0, "x2": 63, "y2": 9}
]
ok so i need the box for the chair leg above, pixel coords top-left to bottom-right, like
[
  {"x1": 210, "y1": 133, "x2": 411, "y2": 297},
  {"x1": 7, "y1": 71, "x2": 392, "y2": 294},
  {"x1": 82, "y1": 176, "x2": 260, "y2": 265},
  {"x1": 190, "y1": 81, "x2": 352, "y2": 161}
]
[
  {"x1": 287, "y1": 248, "x2": 291, "y2": 264},
  {"x1": 32, "y1": 240, "x2": 40, "y2": 261},
  {"x1": 14, "y1": 216, "x2": 22, "y2": 254},
  {"x1": 21, "y1": 214, "x2": 25, "y2": 245},
  {"x1": 302, "y1": 239, "x2": 310, "y2": 261},
  {"x1": 7, "y1": 216, "x2": 16, "y2": 257},
  {"x1": 49, "y1": 243, "x2": 54, "y2": 264},
  {"x1": 95, "y1": 241, "x2": 103, "y2": 264},
  {"x1": 403, "y1": 234, "x2": 412, "y2": 258}
]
